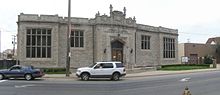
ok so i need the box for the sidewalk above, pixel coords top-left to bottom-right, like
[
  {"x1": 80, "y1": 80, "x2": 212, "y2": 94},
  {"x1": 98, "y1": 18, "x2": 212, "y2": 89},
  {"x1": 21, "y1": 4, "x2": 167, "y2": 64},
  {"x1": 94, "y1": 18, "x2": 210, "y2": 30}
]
[
  {"x1": 43, "y1": 64, "x2": 220, "y2": 79},
  {"x1": 126, "y1": 64, "x2": 220, "y2": 78},
  {"x1": 126, "y1": 68, "x2": 220, "y2": 78}
]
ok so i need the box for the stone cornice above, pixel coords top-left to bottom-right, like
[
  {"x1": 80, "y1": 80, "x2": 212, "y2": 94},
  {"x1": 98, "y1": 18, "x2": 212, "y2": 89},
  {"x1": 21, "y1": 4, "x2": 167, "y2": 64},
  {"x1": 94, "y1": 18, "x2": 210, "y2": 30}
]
[{"x1": 18, "y1": 13, "x2": 178, "y2": 35}]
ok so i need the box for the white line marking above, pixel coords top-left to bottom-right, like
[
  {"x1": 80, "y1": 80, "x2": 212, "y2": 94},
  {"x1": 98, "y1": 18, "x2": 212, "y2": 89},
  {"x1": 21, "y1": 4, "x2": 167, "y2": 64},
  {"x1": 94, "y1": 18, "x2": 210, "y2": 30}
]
[
  {"x1": 180, "y1": 77, "x2": 191, "y2": 82},
  {"x1": 0, "y1": 80, "x2": 7, "y2": 83},
  {"x1": 15, "y1": 84, "x2": 36, "y2": 88}
]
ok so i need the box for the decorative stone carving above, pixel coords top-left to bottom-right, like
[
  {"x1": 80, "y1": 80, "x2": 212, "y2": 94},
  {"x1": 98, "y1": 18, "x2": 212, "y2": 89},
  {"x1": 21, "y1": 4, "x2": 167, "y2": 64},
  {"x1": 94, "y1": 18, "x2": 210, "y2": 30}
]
[
  {"x1": 110, "y1": 4, "x2": 113, "y2": 16},
  {"x1": 95, "y1": 11, "x2": 100, "y2": 17},
  {"x1": 133, "y1": 16, "x2": 136, "y2": 22},
  {"x1": 114, "y1": 16, "x2": 122, "y2": 22},
  {"x1": 105, "y1": 28, "x2": 129, "y2": 34},
  {"x1": 101, "y1": 16, "x2": 108, "y2": 22},
  {"x1": 121, "y1": 30, "x2": 128, "y2": 34},
  {"x1": 126, "y1": 18, "x2": 133, "y2": 24},
  {"x1": 123, "y1": 7, "x2": 126, "y2": 17}
]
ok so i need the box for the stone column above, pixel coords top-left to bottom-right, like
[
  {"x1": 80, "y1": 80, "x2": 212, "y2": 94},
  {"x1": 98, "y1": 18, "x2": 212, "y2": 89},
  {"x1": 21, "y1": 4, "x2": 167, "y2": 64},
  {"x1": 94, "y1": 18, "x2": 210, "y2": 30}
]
[{"x1": 213, "y1": 59, "x2": 217, "y2": 68}]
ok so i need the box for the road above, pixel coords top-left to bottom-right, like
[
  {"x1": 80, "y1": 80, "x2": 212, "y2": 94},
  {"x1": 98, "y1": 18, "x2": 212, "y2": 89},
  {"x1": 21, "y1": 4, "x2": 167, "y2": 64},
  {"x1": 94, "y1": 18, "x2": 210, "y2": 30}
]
[{"x1": 1, "y1": 70, "x2": 220, "y2": 95}]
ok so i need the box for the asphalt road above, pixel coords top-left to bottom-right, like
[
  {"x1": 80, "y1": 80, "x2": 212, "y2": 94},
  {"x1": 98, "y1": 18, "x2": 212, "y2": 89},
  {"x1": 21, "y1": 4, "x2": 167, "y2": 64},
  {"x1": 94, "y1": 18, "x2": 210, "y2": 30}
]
[{"x1": 1, "y1": 70, "x2": 220, "y2": 95}]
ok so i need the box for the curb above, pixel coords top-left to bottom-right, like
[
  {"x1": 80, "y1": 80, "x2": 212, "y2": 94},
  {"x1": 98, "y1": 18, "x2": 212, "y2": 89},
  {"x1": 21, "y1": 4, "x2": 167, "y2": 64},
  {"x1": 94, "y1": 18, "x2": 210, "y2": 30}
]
[
  {"x1": 43, "y1": 69, "x2": 220, "y2": 79},
  {"x1": 126, "y1": 69, "x2": 220, "y2": 78},
  {"x1": 43, "y1": 75, "x2": 76, "y2": 79}
]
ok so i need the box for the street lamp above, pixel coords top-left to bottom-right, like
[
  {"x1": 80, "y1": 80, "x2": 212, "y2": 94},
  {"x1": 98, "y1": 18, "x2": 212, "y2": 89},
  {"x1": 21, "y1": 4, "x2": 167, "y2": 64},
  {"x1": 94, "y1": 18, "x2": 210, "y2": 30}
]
[
  {"x1": 66, "y1": 0, "x2": 71, "y2": 77},
  {"x1": 12, "y1": 35, "x2": 17, "y2": 58}
]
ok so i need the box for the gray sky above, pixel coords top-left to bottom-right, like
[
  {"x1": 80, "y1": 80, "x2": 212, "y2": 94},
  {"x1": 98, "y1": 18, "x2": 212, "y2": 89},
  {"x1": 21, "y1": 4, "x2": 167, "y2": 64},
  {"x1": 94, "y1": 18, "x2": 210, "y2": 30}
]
[{"x1": 0, "y1": 0, "x2": 220, "y2": 52}]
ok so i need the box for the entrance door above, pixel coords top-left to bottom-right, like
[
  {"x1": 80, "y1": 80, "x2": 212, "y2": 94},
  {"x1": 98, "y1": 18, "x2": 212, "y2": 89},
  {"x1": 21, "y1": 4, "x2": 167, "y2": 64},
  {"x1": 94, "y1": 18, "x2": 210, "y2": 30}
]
[
  {"x1": 112, "y1": 49, "x2": 123, "y2": 61},
  {"x1": 111, "y1": 40, "x2": 124, "y2": 62},
  {"x1": 189, "y1": 54, "x2": 198, "y2": 64}
]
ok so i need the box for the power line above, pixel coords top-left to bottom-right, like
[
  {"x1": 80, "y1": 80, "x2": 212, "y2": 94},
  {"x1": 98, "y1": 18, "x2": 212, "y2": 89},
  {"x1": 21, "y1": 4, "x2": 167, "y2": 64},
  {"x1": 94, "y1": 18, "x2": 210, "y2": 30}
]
[
  {"x1": 0, "y1": 30, "x2": 16, "y2": 33},
  {"x1": 179, "y1": 32, "x2": 219, "y2": 36},
  {"x1": 0, "y1": 28, "x2": 16, "y2": 33}
]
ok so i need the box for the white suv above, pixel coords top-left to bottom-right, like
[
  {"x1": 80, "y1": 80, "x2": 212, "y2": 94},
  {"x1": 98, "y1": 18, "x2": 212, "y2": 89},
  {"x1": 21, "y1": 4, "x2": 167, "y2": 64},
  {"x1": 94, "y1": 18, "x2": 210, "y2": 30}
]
[{"x1": 76, "y1": 62, "x2": 126, "y2": 81}]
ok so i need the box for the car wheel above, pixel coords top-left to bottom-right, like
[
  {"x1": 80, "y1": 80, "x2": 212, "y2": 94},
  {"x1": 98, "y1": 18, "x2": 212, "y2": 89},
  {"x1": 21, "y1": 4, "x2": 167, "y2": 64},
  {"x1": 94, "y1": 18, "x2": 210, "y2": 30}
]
[
  {"x1": 0, "y1": 74, "x2": 4, "y2": 80},
  {"x1": 112, "y1": 73, "x2": 120, "y2": 81},
  {"x1": 25, "y1": 74, "x2": 32, "y2": 81},
  {"x1": 81, "y1": 73, "x2": 89, "y2": 81}
]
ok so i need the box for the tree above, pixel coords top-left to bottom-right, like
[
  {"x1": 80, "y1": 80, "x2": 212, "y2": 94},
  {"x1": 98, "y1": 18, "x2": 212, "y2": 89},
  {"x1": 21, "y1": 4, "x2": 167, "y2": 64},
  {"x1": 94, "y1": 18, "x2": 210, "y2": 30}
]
[{"x1": 7, "y1": 53, "x2": 13, "y2": 59}]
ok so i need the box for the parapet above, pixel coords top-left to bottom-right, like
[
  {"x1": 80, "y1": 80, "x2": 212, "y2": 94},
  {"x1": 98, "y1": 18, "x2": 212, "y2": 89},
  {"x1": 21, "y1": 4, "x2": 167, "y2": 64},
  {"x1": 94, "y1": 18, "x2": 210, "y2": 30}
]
[
  {"x1": 63, "y1": 17, "x2": 89, "y2": 24},
  {"x1": 137, "y1": 24, "x2": 158, "y2": 32},
  {"x1": 18, "y1": 13, "x2": 60, "y2": 23},
  {"x1": 158, "y1": 26, "x2": 178, "y2": 34},
  {"x1": 18, "y1": 13, "x2": 89, "y2": 24},
  {"x1": 137, "y1": 24, "x2": 178, "y2": 34}
]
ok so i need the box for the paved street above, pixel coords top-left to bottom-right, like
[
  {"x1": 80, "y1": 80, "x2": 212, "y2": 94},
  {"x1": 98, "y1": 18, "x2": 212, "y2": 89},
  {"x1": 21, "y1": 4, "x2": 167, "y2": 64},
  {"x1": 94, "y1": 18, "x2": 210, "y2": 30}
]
[{"x1": 1, "y1": 70, "x2": 220, "y2": 95}]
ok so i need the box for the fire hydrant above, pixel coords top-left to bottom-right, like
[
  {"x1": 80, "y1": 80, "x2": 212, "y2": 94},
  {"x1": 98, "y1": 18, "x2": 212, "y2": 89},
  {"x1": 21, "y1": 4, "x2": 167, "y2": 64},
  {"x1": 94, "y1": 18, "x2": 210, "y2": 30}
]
[{"x1": 182, "y1": 87, "x2": 192, "y2": 95}]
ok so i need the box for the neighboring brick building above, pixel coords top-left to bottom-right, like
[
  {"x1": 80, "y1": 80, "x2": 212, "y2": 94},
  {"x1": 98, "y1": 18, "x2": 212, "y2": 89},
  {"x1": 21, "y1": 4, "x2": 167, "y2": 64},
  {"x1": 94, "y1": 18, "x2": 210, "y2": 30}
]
[
  {"x1": 17, "y1": 5, "x2": 178, "y2": 68},
  {"x1": 179, "y1": 37, "x2": 220, "y2": 64}
]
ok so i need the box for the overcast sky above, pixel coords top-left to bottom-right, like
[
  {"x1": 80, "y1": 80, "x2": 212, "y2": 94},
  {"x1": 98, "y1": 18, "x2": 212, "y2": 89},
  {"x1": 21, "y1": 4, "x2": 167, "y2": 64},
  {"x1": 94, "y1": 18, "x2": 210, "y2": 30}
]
[{"x1": 1, "y1": 0, "x2": 220, "y2": 52}]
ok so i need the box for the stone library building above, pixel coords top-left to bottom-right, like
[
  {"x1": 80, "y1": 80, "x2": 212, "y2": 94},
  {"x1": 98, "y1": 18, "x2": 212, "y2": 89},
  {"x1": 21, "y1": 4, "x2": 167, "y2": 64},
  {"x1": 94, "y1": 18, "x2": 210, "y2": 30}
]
[{"x1": 17, "y1": 5, "x2": 178, "y2": 68}]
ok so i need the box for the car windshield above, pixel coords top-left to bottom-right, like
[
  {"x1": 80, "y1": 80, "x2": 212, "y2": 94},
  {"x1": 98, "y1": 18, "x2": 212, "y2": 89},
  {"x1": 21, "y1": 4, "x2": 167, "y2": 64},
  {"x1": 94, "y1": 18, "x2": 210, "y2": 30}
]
[{"x1": 89, "y1": 63, "x2": 96, "y2": 68}]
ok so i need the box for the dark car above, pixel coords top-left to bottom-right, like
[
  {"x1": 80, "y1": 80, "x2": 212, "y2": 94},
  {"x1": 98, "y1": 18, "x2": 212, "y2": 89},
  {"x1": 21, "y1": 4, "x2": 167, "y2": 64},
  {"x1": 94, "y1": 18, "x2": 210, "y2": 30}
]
[{"x1": 0, "y1": 65, "x2": 44, "y2": 80}]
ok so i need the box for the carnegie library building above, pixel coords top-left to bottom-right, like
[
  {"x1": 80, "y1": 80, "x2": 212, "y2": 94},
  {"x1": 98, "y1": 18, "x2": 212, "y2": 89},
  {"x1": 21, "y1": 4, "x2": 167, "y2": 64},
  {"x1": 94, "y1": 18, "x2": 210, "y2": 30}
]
[{"x1": 17, "y1": 5, "x2": 178, "y2": 68}]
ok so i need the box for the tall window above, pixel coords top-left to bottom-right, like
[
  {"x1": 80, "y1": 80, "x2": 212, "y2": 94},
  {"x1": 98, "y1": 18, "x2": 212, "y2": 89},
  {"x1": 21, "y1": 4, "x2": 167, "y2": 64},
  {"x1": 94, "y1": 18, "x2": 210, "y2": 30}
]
[
  {"x1": 26, "y1": 28, "x2": 51, "y2": 58},
  {"x1": 141, "y1": 35, "x2": 150, "y2": 49},
  {"x1": 71, "y1": 30, "x2": 84, "y2": 47},
  {"x1": 163, "y1": 37, "x2": 175, "y2": 58}
]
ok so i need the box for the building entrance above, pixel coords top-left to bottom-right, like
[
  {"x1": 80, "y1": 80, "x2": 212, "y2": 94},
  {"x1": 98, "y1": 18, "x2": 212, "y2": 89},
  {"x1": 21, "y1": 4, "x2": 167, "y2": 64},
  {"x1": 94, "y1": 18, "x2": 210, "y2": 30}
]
[{"x1": 111, "y1": 40, "x2": 124, "y2": 62}]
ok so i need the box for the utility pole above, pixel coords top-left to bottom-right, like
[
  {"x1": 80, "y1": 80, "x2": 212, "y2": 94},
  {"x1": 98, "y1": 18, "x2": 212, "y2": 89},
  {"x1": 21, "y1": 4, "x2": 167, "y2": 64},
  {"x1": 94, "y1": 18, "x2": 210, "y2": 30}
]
[{"x1": 66, "y1": 0, "x2": 71, "y2": 77}]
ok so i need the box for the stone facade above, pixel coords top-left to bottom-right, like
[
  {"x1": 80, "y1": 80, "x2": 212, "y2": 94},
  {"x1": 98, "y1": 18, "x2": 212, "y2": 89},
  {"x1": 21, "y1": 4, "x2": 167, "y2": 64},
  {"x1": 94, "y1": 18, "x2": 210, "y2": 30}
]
[{"x1": 17, "y1": 5, "x2": 178, "y2": 68}]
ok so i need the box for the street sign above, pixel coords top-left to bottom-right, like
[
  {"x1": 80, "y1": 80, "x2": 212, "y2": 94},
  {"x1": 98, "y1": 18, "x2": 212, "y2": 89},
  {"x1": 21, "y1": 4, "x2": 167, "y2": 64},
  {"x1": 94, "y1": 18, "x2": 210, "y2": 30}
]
[{"x1": 181, "y1": 56, "x2": 189, "y2": 63}]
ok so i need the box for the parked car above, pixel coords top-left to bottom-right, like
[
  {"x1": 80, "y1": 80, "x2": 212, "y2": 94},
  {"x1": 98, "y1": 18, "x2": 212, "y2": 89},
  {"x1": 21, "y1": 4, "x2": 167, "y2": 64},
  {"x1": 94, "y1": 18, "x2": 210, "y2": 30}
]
[
  {"x1": 0, "y1": 65, "x2": 44, "y2": 80},
  {"x1": 76, "y1": 62, "x2": 126, "y2": 81}
]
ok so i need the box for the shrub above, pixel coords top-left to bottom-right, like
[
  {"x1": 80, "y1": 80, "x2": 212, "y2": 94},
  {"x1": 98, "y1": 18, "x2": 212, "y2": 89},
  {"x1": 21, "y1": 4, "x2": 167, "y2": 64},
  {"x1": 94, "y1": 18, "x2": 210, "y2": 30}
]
[
  {"x1": 204, "y1": 55, "x2": 213, "y2": 64},
  {"x1": 41, "y1": 68, "x2": 67, "y2": 74},
  {"x1": 161, "y1": 64, "x2": 210, "y2": 68},
  {"x1": 159, "y1": 64, "x2": 210, "y2": 71}
]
